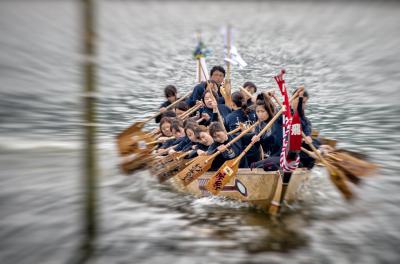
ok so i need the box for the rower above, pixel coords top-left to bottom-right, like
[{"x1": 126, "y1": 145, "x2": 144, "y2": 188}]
[
  {"x1": 170, "y1": 121, "x2": 199, "y2": 154},
  {"x1": 186, "y1": 66, "x2": 226, "y2": 107},
  {"x1": 198, "y1": 90, "x2": 231, "y2": 127},
  {"x1": 250, "y1": 93, "x2": 283, "y2": 168},
  {"x1": 174, "y1": 101, "x2": 190, "y2": 116},
  {"x1": 156, "y1": 85, "x2": 178, "y2": 123},
  {"x1": 242, "y1": 81, "x2": 257, "y2": 106},
  {"x1": 225, "y1": 91, "x2": 257, "y2": 132},
  {"x1": 207, "y1": 122, "x2": 247, "y2": 170}
]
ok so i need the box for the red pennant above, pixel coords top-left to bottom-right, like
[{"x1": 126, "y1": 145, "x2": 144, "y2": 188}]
[
  {"x1": 289, "y1": 111, "x2": 302, "y2": 151},
  {"x1": 274, "y1": 69, "x2": 291, "y2": 120}
]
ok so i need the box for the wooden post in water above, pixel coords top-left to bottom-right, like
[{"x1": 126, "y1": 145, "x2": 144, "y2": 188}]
[{"x1": 81, "y1": 0, "x2": 97, "y2": 262}]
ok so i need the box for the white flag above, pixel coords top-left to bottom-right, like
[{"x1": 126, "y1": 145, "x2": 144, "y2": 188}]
[
  {"x1": 224, "y1": 46, "x2": 247, "y2": 69},
  {"x1": 223, "y1": 26, "x2": 247, "y2": 69}
]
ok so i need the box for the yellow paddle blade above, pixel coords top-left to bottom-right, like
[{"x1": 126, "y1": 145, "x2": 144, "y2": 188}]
[
  {"x1": 205, "y1": 160, "x2": 239, "y2": 195},
  {"x1": 327, "y1": 164, "x2": 353, "y2": 200},
  {"x1": 176, "y1": 155, "x2": 215, "y2": 186}
]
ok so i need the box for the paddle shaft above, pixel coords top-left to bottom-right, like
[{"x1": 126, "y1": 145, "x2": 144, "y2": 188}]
[
  {"x1": 302, "y1": 132, "x2": 332, "y2": 168},
  {"x1": 142, "y1": 91, "x2": 192, "y2": 124},
  {"x1": 226, "y1": 25, "x2": 231, "y2": 81},
  {"x1": 240, "y1": 87, "x2": 275, "y2": 98},
  {"x1": 179, "y1": 103, "x2": 202, "y2": 119},
  {"x1": 158, "y1": 150, "x2": 193, "y2": 173},
  {"x1": 176, "y1": 150, "x2": 192, "y2": 160},
  {"x1": 196, "y1": 117, "x2": 205, "y2": 123},
  {"x1": 240, "y1": 87, "x2": 252, "y2": 98},
  {"x1": 227, "y1": 124, "x2": 242, "y2": 135},
  {"x1": 146, "y1": 136, "x2": 175, "y2": 146}
]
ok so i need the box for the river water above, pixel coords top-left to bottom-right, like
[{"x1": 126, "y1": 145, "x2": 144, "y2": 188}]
[{"x1": 1, "y1": 1, "x2": 400, "y2": 263}]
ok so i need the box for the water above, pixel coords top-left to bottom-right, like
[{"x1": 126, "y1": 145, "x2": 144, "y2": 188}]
[{"x1": 1, "y1": 1, "x2": 400, "y2": 263}]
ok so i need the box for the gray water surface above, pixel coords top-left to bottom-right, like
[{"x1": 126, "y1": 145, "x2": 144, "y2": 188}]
[{"x1": 1, "y1": 1, "x2": 400, "y2": 263}]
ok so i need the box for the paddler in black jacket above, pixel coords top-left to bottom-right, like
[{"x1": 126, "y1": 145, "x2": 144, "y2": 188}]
[{"x1": 186, "y1": 66, "x2": 226, "y2": 107}]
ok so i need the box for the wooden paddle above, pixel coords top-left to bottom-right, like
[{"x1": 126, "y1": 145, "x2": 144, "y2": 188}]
[
  {"x1": 116, "y1": 91, "x2": 191, "y2": 154},
  {"x1": 150, "y1": 150, "x2": 183, "y2": 171},
  {"x1": 119, "y1": 107, "x2": 196, "y2": 172},
  {"x1": 117, "y1": 128, "x2": 157, "y2": 156},
  {"x1": 205, "y1": 103, "x2": 288, "y2": 195},
  {"x1": 154, "y1": 123, "x2": 245, "y2": 181},
  {"x1": 178, "y1": 103, "x2": 202, "y2": 120},
  {"x1": 156, "y1": 150, "x2": 193, "y2": 182},
  {"x1": 145, "y1": 137, "x2": 175, "y2": 146},
  {"x1": 120, "y1": 150, "x2": 156, "y2": 174},
  {"x1": 175, "y1": 121, "x2": 260, "y2": 186},
  {"x1": 301, "y1": 133, "x2": 353, "y2": 200},
  {"x1": 322, "y1": 150, "x2": 377, "y2": 184}
]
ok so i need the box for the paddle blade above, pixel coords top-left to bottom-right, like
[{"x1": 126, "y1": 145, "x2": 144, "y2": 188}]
[
  {"x1": 117, "y1": 121, "x2": 157, "y2": 155},
  {"x1": 156, "y1": 158, "x2": 189, "y2": 183},
  {"x1": 328, "y1": 165, "x2": 354, "y2": 200},
  {"x1": 120, "y1": 153, "x2": 154, "y2": 174},
  {"x1": 331, "y1": 151, "x2": 378, "y2": 175},
  {"x1": 176, "y1": 155, "x2": 215, "y2": 186},
  {"x1": 319, "y1": 137, "x2": 337, "y2": 148},
  {"x1": 205, "y1": 160, "x2": 239, "y2": 195}
]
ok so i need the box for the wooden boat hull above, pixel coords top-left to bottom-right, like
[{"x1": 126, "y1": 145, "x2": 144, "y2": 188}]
[{"x1": 168, "y1": 168, "x2": 310, "y2": 213}]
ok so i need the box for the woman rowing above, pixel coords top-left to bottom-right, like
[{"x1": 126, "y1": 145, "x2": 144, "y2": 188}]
[
  {"x1": 250, "y1": 93, "x2": 283, "y2": 169},
  {"x1": 169, "y1": 120, "x2": 199, "y2": 154},
  {"x1": 156, "y1": 85, "x2": 179, "y2": 123},
  {"x1": 242, "y1": 81, "x2": 257, "y2": 107},
  {"x1": 207, "y1": 122, "x2": 247, "y2": 170},
  {"x1": 184, "y1": 125, "x2": 215, "y2": 159},
  {"x1": 198, "y1": 89, "x2": 231, "y2": 127},
  {"x1": 292, "y1": 87, "x2": 322, "y2": 169},
  {"x1": 225, "y1": 91, "x2": 257, "y2": 132}
]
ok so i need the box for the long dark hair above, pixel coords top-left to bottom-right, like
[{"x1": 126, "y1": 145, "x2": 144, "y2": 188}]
[
  {"x1": 232, "y1": 91, "x2": 250, "y2": 115},
  {"x1": 209, "y1": 122, "x2": 225, "y2": 138},
  {"x1": 255, "y1": 93, "x2": 275, "y2": 123},
  {"x1": 159, "y1": 117, "x2": 173, "y2": 136},
  {"x1": 293, "y1": 87, "x2": 309, "y2": 115},
  {"x1": 202, "y1": 89, "x2": 219, "y2": 107},
  {"x1": 184, "y1": 121, "x2": 199, "y2": 136}
]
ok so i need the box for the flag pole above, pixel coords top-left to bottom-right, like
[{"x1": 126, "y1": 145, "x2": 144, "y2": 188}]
[
  {"x1": 196, "y1": 31, "x2": 202, "y2": 83},
  {"x1": 226, "y1": 25, "x2": 232, "y2": 82}
]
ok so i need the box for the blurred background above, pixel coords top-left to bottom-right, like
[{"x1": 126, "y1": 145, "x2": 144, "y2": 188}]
[{"x1": 1, "y1": 0, "x2": 400, "y2": 263}]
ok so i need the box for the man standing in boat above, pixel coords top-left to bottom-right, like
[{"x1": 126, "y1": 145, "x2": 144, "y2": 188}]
[{"x1": 186, "y1": 66, "x2": 226, "y2": 107}]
